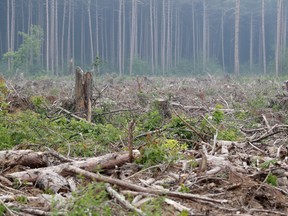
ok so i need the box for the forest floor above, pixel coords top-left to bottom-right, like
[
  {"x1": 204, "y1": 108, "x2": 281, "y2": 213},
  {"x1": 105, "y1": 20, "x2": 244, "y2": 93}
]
[{"x1": 0, "y1": 74, "x2": 288, "y2": 215}]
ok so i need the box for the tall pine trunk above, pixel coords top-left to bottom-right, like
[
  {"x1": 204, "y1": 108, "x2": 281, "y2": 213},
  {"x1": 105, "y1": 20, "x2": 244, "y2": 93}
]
[
  {"x1": 262, "y1": 0, "x2": 267, "y2": 74},
  {"x1": 234, "y1": 0, "x2": 240, "y2": 75},
  {"x1": 276, "y1": 0, "x2": 282, "y2": 76}
]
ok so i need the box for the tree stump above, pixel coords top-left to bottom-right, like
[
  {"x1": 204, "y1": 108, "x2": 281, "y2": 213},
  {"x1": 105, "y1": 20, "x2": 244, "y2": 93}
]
[
  {"x1": 74, "y1": 67, "x2": 93, "y2": 122},
  {"x1": 154, "y1": 98, "x2": 171, "y2": 118},
  {"x1": 285, "y1": 80, "x2": 288, "y2": 92},
  {"x1": 84, "y1": 72, "x2": 93, "y2": 122}
]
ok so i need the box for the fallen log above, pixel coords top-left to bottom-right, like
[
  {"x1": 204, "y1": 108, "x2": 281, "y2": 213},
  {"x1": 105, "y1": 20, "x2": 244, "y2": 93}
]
[
  {"x1": 0, "y1": 150, "x2": 48, "y2": 169},
  {"x1": 6, "y1": 150, "x2": 140, "y2": 184}
]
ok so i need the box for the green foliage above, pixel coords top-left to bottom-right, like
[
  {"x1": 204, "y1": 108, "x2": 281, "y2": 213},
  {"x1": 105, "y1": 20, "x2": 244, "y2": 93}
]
[
  {"x1": 137, "y1": 138, "x2": 186, "y2": 167},
  {"x1": 179, "y1": 210, "x2": 190, "y2": 216},
  {"x1": 200, "y1": 105, "x2": 243, "y2": 141},
  {"x1": 68, "y1": 183, "x2": 111, "y2": 216},
  {"x1": 166, "y1": 115, "x2": 194, "y2": 140},
  {"x1": 92, "y1": 56, "x2": 104, "y2": 68},
  {"x1": 179, "y1": 184, "x2": 190, "y2": 193},
  {"x1": 259, "y1": 159, "x2": 277, "y2": 169},
  {"x1": 15, "y1": 196, "x2": 28, "y2": 204},
  {"x1": 266, "y1": 174, "x2": 278, "y2": 186},
  {"x1": 0, "y1": 79, "x2": 9, "y2": 102},
  {"x1": 0, "y1": 109, "x2": 123, "y2": 156},
  {"x1": 4, "y1": 25, "x2": 44, "y2": 75},
  {"x1": 140, "y1": 197, "x2": 165, "y2": 216},
  {"x1": 246, "y1": 91, "x2": 271, "y2": 113},
  {"x1": 30, "y1": 96, "x2": 48, "y2": 114},
  {"x1": 217, "y1": 127, "x2": 240, "y2": 141},
  {"x1": 140, "y1": 109, "x2": 162, "y2": 131},
  {"x1": 0, "y1": 204, "x2": 6, "y2": 215},
  {"x1": 137, "y1": 141, "x2": 166, "y2": 167},
  {"x1": 212, "y1": 104, "x2": 225, "y2": 124}
]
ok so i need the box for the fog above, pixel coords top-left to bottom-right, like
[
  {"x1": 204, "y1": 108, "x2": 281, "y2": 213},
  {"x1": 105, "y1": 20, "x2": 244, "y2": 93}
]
[{"x1": 0, "y1": 0, "x2": 286, "y2": 76}]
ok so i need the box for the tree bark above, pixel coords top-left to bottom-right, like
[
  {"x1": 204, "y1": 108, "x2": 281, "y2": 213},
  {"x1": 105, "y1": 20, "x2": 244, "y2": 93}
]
[
  {"x1": 75, "y1": 67, "x2": 85, "y2": 117},
  {"x1": 150, "y1": 0, "x2": 154, "y2": 74},
  {"x1": 276, "y1": 0, "x2": 282, "y2": 76},
  {"x1": 129, "y1": 0, "x2": 137, "y2": 75},
  {"x1": 203, "y1": 0, "x2": 207, "y2": 72},
  {"x1": 6, "y1": 150, "x2": 141, "y2": 184},
  {"x1": 249, "y1": 13, "x2": 254, "y2": 72},
  {"x1": 46, "y1": 0, "x2": 49, "y2": 72},
  {"x1": 221, "y1": 9, "x2": 226, "y2": 73},
  {"x1": 262, "y1": 0, "x2": 267, "y2": 74},
  {"x1": 75, "y1": 68, "x2": 93, "y2": 121},
  {"x1": 84, "y1": 72, "x2": 93, "y2": 122},
  {"x1": 234, "y1": 0, "x2": 240, "y2": 75}
]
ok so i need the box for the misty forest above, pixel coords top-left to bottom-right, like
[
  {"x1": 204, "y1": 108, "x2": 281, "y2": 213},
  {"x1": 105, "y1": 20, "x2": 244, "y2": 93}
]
[
  {"x1": 1, "y1": 0, "x2": 288, "y2": 76},
  {"x1": 1, "y1": 1, "x2": 288, "y2": 215}
]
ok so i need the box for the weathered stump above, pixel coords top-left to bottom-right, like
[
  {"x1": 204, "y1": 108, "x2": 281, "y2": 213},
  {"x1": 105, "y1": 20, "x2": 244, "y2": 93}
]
[
  {"x1": 154, "y1": 98, "x2": 171, "y2": 118},
  {"x1": 74, "y1": 67, "x2": 93, "y2": 121},
  {"x1": 84, "y1": 72, "x2": 93, "y2": 122}
]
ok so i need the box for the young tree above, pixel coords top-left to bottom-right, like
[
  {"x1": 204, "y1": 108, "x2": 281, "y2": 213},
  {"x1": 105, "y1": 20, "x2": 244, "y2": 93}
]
[{"x1": 4, "y1": 25, "x2": 44, "y2": 74}]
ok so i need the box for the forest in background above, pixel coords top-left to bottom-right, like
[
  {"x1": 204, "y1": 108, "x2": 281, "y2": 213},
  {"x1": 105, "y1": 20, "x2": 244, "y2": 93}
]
[{"x1": 1, "y1": 0, "x2": 288, "y2": 77}]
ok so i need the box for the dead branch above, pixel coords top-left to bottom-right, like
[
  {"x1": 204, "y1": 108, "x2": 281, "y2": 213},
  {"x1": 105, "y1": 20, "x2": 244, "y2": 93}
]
[
  {"x1": 172, "y1": 108, "x2": 206, "y2": 142},
  {"x1": 171, "y1": 102, "x2": 246, "y2": 113},
  {"x1": 105, "y1": 183, "x2": 146, "y2": 216},
  {"x1": 0, "y1": 198, "x2": 17, "y2": 216},
  {"x1": 164, "y1": 198, "x2": 194, "y2": 214},
  {"x1": 64, "y1": 165, "x2": 229, "y2": 204},
  {"x1": 134, "y1": 128, "x2": 166, "y2": 140}
]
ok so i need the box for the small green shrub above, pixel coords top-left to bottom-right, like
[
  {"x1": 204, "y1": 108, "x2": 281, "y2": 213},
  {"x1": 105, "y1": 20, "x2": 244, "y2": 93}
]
[
  {"x1": 266, "y1": 174, "x2": 278, "y2": 186},
  {"x1": 140, "y1": 109, "x2": 162, "y2": 131},
  {"x1": 259, "y1": 159, "x2": 277, "y2": 169},
  {"x1": 212, "y1": 104, "x2": 225, "y2": 124},
  {"x1": 140, "y1": 197, "x2": 165, "y2": 216},
  {"x1": 137, "y1": 138, "x2": 186, "y2": 167},
  {"x1": 68, "y1": 183, "x2": 111, "y2": 216}
]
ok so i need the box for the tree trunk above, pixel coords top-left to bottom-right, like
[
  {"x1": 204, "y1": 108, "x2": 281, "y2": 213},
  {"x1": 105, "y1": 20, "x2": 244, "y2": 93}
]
[
  {"x1": 50, "y1": 0, "x2": 55, "y2": 75},
  {"x1": 150, "y1": 0, "x2": 154, "y2": 74},
  {"x1": 46, "y1": 0, "x2": 49, "y2": 72},
  {"x1": 203, "y1": 0, "x2": 207, "y2": 72},
  {"x1": 7, "y1": 0, "x2": 10, "y2": 71},
  {"x1": 118, "y1": 0, "x2": 123, "y2": 75},
  {"x1": 55, "y1": 1, "x2": 59, "y2": 75},
  {"x1": 192, "y1": 1, "x2": 196, "y2": 71},
  {"x1": 262, "y1": 0, "x2": 267, "y2": 74},
  {"x1": 84, "y1": 72, "x2": 93, "y2": 122},
  {"x1": 276, "y1": 0, "x2": 282, "y2": 76},
  {"x1": 249, "y1": 13, "x2": 253, "y2": 72},
  {"x1": 75, "y1": 67, "x2": 85, "y2": 117},
  {"x1": 67, "y1": 0, "x2": 71, "y2": 73},
  {"x1": 129, "y1": 0, "x2": 137, "y2": 75},
  {"x1": 221, "y1": 10, "x2": 226, "y2": 73},
  {"x1": 234, "y1": 0, "x2": 240, "y2": 75},
  {"x1": 161, "y1": 0, "x2": 166, "y2": 75},
  {"x1": 153, "y1": 2, "x2": 158, "y2": 73},
  {"x1": 87, "y1": 0, "x2": 94, "y2": 66},
  {"x1": 75, "y1": 68, "x2": 93, "y2": 121},
  {"x1": 61, "y1": 0, "x2": 67, "y2": 73}
]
